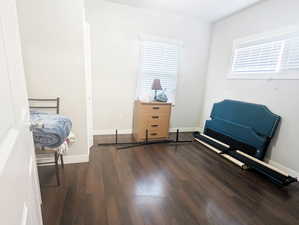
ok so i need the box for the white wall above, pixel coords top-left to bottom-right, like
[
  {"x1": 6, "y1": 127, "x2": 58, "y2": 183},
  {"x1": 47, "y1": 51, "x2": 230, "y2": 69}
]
[
  {"x1": 86, "y1": 0, "x2": 211, "y2": 134},
  {"x1": 16, "y1": 0, "x2": 89, "y2": 160},
  {"x1": 202, "y1": 0, "x2": 299, "y2": 174}
]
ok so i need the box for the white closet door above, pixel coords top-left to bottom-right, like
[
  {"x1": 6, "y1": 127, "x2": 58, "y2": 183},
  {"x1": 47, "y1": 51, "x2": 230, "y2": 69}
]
[
  {"x1": 0, "y1": 0, "x2": 43, "y2": 225},
  {"x1": 84, "y1": 21, "x2": 94, "y2": 149}
]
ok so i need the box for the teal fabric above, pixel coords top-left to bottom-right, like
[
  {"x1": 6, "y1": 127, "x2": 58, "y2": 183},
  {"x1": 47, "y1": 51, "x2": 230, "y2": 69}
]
[
  {"x1": 205, "y1": 100, "x2": 280, "y2": 151},
  {"x1": 206, "y1": 119, "x2": 266, "y2": 150},
  {"x1": 210, "y1": 100, "x2": 280, "y2": 138}
]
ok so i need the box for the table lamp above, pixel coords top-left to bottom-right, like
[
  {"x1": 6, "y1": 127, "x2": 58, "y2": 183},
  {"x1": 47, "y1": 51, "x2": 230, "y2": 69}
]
[{"x1": 152, "y1": 79, "x2": 162, "y2": 101}]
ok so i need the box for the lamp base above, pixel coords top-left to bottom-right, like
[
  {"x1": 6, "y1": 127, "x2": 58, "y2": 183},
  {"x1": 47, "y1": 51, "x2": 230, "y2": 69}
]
[{"x1": 154, "y1": 90, "x2": 158, "y2": 101}]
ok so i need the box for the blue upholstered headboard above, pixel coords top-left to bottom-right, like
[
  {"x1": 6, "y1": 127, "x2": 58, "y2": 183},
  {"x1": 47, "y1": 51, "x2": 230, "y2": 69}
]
[{"x1": 204, "y1": 100, "x2": 281, "y2": 159}]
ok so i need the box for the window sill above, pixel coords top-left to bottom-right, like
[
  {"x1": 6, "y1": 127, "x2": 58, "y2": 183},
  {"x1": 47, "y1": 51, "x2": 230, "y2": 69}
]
[{"x1": 227, "y1": 73, "x2": 299, "y2": 80}]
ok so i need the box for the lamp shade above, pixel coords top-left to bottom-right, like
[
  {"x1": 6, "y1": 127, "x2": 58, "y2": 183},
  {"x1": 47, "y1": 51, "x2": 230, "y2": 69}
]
[{"x1": 151, "y1": 79, "x2": 162, "y2": 91}]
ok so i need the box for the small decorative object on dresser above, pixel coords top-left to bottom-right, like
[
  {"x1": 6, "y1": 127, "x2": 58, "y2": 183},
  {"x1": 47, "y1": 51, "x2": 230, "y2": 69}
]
[
  {"x1": 133, "y1": 100, "x2": 171, "y2": 142},
  {"x1": 156, "y1": 89, "x2": 168, "y2": 102}
]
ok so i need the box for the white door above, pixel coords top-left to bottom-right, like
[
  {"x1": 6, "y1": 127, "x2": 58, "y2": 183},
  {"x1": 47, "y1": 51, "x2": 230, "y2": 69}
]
[
  {"x1": 0, "y1": 0, "x2": 43, "y2": 225},
  {"x1": 84, "y1": 21, "x2": 94, "y2": 149}
]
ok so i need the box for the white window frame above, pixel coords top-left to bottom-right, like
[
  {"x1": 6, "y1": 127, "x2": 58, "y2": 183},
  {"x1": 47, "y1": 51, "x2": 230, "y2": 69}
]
[
  {"x1": 228, "y1": 26, "x2": 299, "y2": 80},
  {"x1": 136, "y1": 34, "x2": 183, "y2": 103}
]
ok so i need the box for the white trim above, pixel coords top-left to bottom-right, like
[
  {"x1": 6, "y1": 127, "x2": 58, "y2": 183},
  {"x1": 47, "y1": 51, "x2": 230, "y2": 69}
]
[
  {"x1": 228, "y1": 26, "x2": 299, "y2": 80},
  {"x1": 28, "y1": 156, "x2": 33, "y2": 177},
  {"x1": 21, "y1": 203, "x2": 28, "y2": 225},
  {"x1": 0, "y1": 110, "x2": 28, "y2": 175},
  {"x1": 94, "y1": 129, "x2": 132, "y2": 135},
  {"x1": 0, "y1": 128, "x2": 19, "y2": 175},
  {"x1": 94, "y1": 127, "x2": 200, "y2": 135},
  {"x1": 267, "y1": 159, "x2": 299, "y2": 178},
  {"x1": 37, "y1": 154, "x2": 89, "y2": 166},
  {"x1": 227, "y1": 73, "x2": 299, "y2": 80},
  {"x1": 169, "y1": 127, "x2": 201, "y2": 132},
  {"x1": 136, "y1": 38, "x2": 181, "y2": 104}
]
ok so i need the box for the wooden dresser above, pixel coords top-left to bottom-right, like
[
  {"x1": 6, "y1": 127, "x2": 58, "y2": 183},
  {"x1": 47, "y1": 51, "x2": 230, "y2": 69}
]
[{"x1": 133, "y1": 101, "x2": 172, "y2": 141}]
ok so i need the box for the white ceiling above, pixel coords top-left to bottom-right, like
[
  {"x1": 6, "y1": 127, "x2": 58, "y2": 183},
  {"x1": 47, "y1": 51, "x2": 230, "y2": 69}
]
[{"x1": 105, "y1": 0, "x2": 263, "y2": 22}]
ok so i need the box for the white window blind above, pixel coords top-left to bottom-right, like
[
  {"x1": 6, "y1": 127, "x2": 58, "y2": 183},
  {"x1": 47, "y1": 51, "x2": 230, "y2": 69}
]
[
  {"x1": 137, "y1": 40, "x2": 179, "y2": 103},
  {"x1": 280, "y1": 34, "x2": 299, "y2": 72},
  {"x1": 231, "y1": 28, "x2": 299, "y2": 79}
]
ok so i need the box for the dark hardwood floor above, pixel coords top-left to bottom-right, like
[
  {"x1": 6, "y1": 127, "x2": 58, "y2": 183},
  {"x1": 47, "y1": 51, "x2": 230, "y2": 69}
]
[{"x1": 39, "y1": 133, "x2": 299, "y2": 225}]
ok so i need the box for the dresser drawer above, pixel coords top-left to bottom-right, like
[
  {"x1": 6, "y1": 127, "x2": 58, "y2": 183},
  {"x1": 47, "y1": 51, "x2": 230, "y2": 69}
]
[
  {"x1": 146, "y1": 114, "x2": 169, "y2": 129},
  {"x1": 138, "y1": 128, "x2": 168, "y2": 139},
  {"x1": 147, "y1": 114, "x2": 169, "y2": 137},
  {"x1": 147, "y1": 130, "x2": 167, "y2": 139},
  {"x1": 139, "y1": 104, "x2": 171, "y2": 114},
  {"x1": 147, "y1": 126, "x2": 169, "y2": 136}
]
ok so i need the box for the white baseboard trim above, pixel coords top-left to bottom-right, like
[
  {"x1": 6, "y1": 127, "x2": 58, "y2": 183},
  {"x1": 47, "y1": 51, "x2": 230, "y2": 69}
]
[
  {"x1": 94, "y1": 127, "x2": 201, "y2": 136},
  {"x1": 267, "y1": 159, "x2": 299, "y2": 178},
  {"x1": 169, "y1": 127, "x2": 201, "y2": 132},
  {"x1": 37, "y1": 154, "x2": 89, "y2": 166},
  {"x1": 93, "y1": 129, "x2": 132, "y2": 135}
]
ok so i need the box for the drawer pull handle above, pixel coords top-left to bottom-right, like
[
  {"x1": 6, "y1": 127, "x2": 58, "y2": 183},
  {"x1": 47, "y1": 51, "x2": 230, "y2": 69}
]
[
  {"x1": 152, "y1": 107, "x2": 160, "y2": 110},
  {"x1": 150, "y1": 133, "x2": 157, "y2": 136},
  {"x1": 152, "y1": 116, "x2": 159, "y2": 119},
  {"x1": 151, "y1": 125, "x2": 159, "y2": 127}
]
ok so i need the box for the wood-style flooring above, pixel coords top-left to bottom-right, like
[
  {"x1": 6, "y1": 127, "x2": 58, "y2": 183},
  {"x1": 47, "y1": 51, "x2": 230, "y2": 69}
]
[{"x1": 38, "y1": 133, "x2": 299, "y2": 225}]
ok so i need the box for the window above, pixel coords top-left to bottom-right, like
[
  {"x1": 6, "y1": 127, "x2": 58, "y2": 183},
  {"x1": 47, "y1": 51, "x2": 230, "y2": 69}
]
[
  {"x1": 229, "y1": 28, "x2": 299, "y2": 79},
  {"x1": 136, "y1": 38, "x2": 180, "y2": 103}
]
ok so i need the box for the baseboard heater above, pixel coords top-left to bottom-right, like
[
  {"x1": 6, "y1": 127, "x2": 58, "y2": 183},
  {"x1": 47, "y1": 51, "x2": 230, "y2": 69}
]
[{"x1": 195, "y1": 99, "x2": 297, "y2": 186}]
